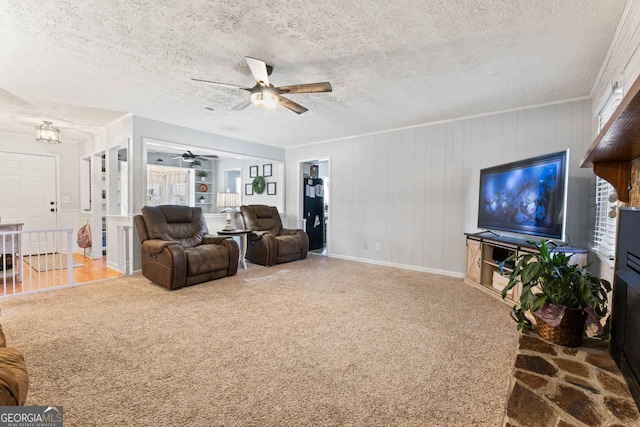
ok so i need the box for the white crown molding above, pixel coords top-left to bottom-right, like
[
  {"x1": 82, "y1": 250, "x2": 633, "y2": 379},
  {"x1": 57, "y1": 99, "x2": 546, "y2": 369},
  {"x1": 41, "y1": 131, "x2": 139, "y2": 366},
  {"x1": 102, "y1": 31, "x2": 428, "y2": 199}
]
[{"x1": 287, "y1": 96, "x2": 591, "y2": 150}]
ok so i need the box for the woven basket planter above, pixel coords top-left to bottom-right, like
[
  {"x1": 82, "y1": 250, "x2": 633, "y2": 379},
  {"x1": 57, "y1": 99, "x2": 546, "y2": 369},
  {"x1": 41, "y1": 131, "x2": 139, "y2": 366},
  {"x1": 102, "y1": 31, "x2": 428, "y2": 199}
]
[{"x1": 533, "y1": 307, "x2": 588, "y2": 347}]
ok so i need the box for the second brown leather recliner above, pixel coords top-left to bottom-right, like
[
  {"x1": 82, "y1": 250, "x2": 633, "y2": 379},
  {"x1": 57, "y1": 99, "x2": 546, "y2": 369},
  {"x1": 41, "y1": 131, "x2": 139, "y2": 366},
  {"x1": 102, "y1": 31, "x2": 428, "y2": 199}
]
[{"x1": 239, "y1": 205, "x2": 309, "y2": 266}]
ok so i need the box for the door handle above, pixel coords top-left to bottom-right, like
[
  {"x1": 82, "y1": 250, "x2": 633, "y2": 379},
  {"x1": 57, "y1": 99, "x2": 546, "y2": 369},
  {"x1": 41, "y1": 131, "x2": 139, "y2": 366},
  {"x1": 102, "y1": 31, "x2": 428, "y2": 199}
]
[
  {"x1": 50, "y1": 208, "x2": 56, "y2": 212},
  {"x1": 50, "y1": 201, "x2": 55, "y2": 205}
]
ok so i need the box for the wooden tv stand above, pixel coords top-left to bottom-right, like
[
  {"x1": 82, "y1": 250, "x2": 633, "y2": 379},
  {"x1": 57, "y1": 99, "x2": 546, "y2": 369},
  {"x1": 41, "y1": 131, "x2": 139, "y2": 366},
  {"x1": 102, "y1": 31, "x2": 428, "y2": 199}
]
[{"x1": 464, "y1": 232, "x2": 588, "y2": 306}]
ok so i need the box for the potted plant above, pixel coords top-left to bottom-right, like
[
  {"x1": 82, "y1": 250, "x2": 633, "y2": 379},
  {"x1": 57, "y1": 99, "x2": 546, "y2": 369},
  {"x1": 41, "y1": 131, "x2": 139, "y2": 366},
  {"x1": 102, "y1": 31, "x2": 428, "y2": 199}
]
[
  {"x1": 501, "y1": 240, "x2": 611, "y2": 347},
  {"x1": 191, "y1": 160, "x2": 202, "y2": 168},
  {"x1": 196, "y1": 170, "x2": 208, "y2": 182}
]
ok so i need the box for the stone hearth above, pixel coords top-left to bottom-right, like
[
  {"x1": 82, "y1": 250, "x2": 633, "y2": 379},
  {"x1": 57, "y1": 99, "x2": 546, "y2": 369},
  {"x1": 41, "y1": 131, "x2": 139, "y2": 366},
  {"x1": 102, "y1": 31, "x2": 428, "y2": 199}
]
[{"x1": 503, "y1": 332, "x2": 640, "y2": 426}]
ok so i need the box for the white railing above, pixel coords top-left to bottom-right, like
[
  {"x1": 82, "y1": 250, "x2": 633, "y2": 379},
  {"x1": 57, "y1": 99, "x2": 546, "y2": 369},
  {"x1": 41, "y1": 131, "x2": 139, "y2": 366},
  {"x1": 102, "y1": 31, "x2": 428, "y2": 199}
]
[{"x1": 1, "y1": 228, "x2": 74, "y2": 297}]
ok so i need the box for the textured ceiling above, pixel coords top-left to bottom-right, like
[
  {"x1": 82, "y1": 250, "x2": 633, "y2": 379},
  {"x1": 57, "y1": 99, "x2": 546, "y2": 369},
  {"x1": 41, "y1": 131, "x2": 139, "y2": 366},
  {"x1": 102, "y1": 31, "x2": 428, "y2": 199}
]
[
  {"x1": 0, "y1": 89, "x2": 125, "y2": 143},
  {"x1": 0, "y1": 0, "x2": 627, "y2": 147}
]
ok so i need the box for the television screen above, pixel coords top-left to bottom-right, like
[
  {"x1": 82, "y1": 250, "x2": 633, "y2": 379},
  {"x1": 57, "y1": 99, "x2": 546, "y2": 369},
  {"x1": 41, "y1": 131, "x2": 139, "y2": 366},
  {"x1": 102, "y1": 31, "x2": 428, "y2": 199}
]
[{"x1": 478, "y1": 150, "x2": 568, "y2": 240}]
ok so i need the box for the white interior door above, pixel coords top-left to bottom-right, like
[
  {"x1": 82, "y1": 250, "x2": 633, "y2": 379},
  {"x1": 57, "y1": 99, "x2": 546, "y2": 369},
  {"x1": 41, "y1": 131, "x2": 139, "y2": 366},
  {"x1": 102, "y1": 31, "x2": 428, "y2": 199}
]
[{"x1": 0, "y1": 152, "x2": 57, "y2": 253}]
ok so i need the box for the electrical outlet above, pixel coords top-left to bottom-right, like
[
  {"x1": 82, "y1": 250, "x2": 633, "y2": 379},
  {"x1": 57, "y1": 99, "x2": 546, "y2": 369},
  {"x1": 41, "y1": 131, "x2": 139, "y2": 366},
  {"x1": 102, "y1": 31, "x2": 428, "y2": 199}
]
[
  {"x1": 363, "y1": 243, "x2": 368, "y2": 250},
  {"x1": 62, "y1": 196, "x2": 70, "y2": 203},
  {"x1": 375, "y1": 242, "x2": 381, "y2": 251}
]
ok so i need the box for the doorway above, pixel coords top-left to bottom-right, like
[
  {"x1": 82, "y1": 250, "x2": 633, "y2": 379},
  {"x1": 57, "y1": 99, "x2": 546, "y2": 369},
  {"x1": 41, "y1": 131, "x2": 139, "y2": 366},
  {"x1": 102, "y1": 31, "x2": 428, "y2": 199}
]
[
  {"x1": 300, "y1": 159, "x2": 329, "y2": 255},
  {"x1": 0, "y1": 152, "x2": 58, "y2": 253}
]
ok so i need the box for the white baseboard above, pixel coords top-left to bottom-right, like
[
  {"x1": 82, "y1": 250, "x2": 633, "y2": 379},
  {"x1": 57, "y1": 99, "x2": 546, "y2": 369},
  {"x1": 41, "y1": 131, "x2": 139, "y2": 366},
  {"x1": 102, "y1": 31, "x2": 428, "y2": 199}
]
[{"x1": 328, "y1": 253, "x2": 465, "y2": 279}]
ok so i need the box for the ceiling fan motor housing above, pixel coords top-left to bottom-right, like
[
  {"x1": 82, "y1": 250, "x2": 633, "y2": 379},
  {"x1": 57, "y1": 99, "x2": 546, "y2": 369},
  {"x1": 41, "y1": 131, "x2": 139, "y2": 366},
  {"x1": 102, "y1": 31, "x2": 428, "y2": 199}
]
[{"x1": 192, "y1": 56, "x2": 331, "y2": 114}]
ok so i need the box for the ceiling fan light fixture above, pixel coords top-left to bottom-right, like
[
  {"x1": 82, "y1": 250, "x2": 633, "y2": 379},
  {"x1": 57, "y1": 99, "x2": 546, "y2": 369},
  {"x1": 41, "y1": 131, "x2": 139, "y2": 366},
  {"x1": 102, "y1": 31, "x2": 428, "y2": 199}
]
[
  {"x1": 250, "y1": 89, "x2": 278, "y2": 109},
  {"x1": 35, "y1": 120, "x2": 61, "y2": 144}
]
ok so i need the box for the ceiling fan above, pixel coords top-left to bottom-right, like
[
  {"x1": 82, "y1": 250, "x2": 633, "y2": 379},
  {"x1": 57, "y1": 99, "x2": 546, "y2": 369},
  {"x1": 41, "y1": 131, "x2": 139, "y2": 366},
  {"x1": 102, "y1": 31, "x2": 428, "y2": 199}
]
[
  {"x1": 192, "y1": 56, "x2": 332, "y2": 114},
  {"x1": 171, "y1": 151, "x2": 218, "y2": 162}
]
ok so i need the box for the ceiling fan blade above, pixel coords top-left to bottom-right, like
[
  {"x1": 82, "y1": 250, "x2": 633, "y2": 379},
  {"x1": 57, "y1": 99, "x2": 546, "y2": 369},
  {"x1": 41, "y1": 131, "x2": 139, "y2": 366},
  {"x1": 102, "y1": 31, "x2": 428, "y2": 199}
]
[
  {"x1": 245, "y1": 57, "x2": 270, "y2": 86},
  {"x1": 191, "y1": 78, "x2": 251, "y2": 91},
  {"x1": 231, "y1": 98, "x2": 253, "y2": 111},
  {"x1": 278, "y1": 96, "x2": 308, "y2": 114},
  {"x1": 277, "y1": 82, "x2": 333, "y2": 94}
]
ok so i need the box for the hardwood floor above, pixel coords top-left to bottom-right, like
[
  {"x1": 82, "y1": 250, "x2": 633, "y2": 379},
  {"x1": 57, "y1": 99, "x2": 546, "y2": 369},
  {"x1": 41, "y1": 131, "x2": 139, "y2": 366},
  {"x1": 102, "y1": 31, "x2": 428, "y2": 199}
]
[{"x1": 0, "y1": 253, "x2": 122, "y2": 296}]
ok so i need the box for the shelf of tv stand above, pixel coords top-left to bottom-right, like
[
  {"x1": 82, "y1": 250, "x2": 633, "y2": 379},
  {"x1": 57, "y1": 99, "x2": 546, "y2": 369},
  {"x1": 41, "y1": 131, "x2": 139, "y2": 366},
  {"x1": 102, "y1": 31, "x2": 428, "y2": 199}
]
[
  {"x1": 464, "y1": 232, "x2": 588, "y2": 306},
  {"x1": 482, "y1": 259, "x2": 514, "y2": 273}
]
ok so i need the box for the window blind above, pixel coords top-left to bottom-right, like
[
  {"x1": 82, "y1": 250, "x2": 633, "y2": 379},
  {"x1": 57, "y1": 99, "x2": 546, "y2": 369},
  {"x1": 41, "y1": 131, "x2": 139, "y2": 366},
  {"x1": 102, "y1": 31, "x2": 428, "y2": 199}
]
[
  {"x1": 593, "y1": 176, "x2": 617, "y2": 259},
  {"x1": 592, "y1": 84, "x2": 622, "y2": 259}
]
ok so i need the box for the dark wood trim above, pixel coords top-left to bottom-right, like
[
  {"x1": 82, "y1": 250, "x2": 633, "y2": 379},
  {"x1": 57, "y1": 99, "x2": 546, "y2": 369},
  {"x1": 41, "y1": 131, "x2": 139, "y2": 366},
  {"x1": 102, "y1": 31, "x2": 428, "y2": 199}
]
[{"x1": 593, "y1": 161, "x2": 630, "y2": 202}]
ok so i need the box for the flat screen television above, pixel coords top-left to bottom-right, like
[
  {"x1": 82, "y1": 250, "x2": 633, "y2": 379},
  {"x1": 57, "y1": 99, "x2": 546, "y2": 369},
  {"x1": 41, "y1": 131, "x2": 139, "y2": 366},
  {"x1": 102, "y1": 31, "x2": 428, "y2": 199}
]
[{"x1": 477, "y1": 150, "x2": 569, "y2": 240}]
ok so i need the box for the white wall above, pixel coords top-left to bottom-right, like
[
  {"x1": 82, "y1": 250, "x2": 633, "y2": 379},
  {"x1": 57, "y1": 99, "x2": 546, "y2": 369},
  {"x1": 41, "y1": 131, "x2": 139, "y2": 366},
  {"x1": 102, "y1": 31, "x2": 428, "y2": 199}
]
[
  {"x1": 286, "y1": 99, "x2": 593, "y2": 275},
  {"x1": 214, "y1": 158, "x2": 285, "y2": 212}
]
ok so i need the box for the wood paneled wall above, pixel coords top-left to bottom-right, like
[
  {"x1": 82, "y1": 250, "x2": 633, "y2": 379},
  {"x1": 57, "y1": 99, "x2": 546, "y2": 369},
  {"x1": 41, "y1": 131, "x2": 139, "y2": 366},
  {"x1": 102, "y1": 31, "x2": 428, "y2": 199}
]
[{"x1": 285, "y1": 99, "x2": 593, "y2": 275}]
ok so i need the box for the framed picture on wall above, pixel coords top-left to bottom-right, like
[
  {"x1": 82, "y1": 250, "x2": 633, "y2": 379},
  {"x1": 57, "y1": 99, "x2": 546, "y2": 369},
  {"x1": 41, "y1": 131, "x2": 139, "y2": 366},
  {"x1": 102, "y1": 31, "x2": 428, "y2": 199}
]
[
  {"x1": 245, "y1": 183, "x2": 254, "y2": 195},
  {"x1": 263, "y1": 163, "x2": 272, "y2": 177},
  {"x1": 267, "y1": 182, "x2": 276, "y2": 195},
  {"x1": 249, "y1": 165, "x2": 258, "y2": 178}
]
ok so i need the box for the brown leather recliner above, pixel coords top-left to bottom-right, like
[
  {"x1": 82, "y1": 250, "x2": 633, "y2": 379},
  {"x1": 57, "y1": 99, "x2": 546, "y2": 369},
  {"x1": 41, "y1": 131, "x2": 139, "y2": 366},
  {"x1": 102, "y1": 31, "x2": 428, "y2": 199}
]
[
  {"x1": 239, "y1": 205, "x2": 309, "y2": 266},
  {"x1": 134, "y1": 205, "x2": 239, "y2": 290}
]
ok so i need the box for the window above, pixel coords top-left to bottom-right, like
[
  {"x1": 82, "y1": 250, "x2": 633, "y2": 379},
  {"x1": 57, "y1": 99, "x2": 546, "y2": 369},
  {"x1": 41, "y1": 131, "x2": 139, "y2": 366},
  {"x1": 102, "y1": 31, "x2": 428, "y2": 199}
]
[
  {"x1": 592, "y1": 83, "x2": 622, "y2": 259},
  {"x1": 147, "y1": 165, "x2": 193, "y2": 206},
  {"x1": 593, "y1": 177, "x2": 617, "y2": 259}
]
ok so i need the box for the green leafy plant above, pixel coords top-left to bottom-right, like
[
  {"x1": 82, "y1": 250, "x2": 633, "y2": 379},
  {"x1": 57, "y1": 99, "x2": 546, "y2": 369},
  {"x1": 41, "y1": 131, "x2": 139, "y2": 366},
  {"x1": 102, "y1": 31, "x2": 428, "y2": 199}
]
[
  {"x1": 501, "y1": 240, "x2": 611, "y2": 332},
  {"x1": 196, "y1": 170, "x2": 208, "y2": 178}
]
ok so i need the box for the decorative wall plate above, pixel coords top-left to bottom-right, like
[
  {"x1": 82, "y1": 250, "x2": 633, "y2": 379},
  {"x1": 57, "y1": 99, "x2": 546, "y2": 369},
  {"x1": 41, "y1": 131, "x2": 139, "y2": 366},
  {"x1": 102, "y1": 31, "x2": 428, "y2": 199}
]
[{"x1": 199, "y1": 183, "x2": 209, "y2": 192}]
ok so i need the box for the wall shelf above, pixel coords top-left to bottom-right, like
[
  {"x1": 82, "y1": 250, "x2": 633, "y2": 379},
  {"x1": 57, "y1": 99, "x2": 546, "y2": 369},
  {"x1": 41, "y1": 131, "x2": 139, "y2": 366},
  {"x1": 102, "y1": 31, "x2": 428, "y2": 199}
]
[{"x1": 581, "y1": 75, "x2": 640, "y2": 202}]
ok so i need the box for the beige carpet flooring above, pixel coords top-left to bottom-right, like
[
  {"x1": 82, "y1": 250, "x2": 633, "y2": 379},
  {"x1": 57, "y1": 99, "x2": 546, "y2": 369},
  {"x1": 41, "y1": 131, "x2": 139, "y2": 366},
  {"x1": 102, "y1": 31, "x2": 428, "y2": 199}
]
[{"x1": 1, "y1": 256, "x2": 519, "y2": 426}]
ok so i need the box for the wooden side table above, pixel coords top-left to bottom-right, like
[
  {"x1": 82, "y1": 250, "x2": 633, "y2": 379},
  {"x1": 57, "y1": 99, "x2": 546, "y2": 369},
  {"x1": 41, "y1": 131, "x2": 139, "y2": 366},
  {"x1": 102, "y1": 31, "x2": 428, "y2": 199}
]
[{"x1": 217, "y1": 229, "x2": 253, "y2": 269}]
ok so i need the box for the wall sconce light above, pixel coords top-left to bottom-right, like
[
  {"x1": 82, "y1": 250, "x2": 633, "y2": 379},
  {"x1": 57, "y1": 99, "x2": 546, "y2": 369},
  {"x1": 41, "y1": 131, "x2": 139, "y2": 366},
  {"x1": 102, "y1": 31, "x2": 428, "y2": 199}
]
[{"x1": 35, "y1": 121, "x2": 61, "y2": 144}]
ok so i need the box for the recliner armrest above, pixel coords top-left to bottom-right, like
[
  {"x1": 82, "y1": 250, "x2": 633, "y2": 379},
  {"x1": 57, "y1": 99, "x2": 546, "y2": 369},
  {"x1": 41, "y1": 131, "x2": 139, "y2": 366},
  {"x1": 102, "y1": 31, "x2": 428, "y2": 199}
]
[
  {"x1": 203, "y1": 235, "x2": 231, "y2": 245},
  {"x1": 248, "y1": 231, "x2": 270, "y2": 241},
  {"x1": 142, "y1": 239, "x2": 180, "y2": 255},
  {"x1": 280, "y1": 228, "x2": 304, "y2": 236}
]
